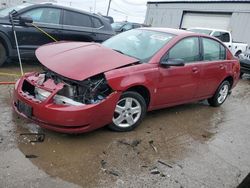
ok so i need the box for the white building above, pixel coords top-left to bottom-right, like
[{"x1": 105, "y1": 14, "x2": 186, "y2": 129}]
[{"x1": 145, "y1": 0, "x2": 250, "y2": 45}]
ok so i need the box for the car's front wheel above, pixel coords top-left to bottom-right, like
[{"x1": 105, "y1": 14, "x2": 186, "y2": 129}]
[
  {"x1": 208, "y1": 80, "x2": 230, "y2": 107},
  {"x1": 109, "y1": 91, "x2": 146, "y2": 132}
]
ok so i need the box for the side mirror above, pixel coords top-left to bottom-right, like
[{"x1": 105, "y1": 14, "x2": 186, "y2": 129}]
[
  {"x1": 160, "y1": 58, "x2": 185, "y2": 67},
  {"x1": 19, "y1": 16, "x2": 33, "y2": 25}
]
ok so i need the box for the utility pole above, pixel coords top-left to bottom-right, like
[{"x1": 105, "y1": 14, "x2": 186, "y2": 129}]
[{"x1": 106, "y1": 0, "x2": 111, "y2": 16}]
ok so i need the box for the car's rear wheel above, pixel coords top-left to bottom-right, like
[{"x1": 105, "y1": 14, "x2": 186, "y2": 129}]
[
  {"x1": 208, "y1": 80, "x2": 230, "y2": 107},
  {"x1": 235, "y1": 51, "x2": 242, "y2": 58},
  {"x1": 0, "y1": 42, "x2": 7, "y2": 67},
  {"x1": 109, "y1": 91, "x2": 146, "y2": 132}
]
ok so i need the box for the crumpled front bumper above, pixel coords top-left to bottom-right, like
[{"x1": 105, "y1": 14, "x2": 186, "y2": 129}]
[{"x1": 12, "y1": 73, "x2": 121, "y2": 134}]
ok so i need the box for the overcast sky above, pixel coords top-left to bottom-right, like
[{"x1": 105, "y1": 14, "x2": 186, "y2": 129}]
[{"x1": 57, "y1": 0, "x2": 149, "y2": 23}]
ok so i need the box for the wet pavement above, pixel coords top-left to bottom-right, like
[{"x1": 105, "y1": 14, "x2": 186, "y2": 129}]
[{"x1": 0, "y1": 63, "x2": 250, "y2": 188}]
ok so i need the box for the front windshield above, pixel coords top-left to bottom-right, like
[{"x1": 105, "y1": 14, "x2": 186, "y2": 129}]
[
  {"x1": 0, "y1": 3, "x2": 32, "y2": 17},
  {"x1": 188, "y1": 29, "x2": 212, "y2": 35},
  {"x1": 102, "y1": 29, "x2": 174, "y2": 61},
  {"x1": 111, "y1": 22, "x2": 125, "y2": 30}
]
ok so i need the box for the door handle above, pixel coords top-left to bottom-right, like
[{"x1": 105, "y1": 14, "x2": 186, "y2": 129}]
[{"x1": 192, "y1": 67, "x2": 199, "y2": 73}]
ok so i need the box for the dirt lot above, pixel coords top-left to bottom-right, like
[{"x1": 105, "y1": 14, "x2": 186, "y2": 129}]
[{"x1": 0, "y1": 63, "x2": 250, "y2": 188}]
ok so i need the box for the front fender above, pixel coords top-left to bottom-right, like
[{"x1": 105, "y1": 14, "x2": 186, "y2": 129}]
[{"x1": 104, "y1": 63, "x2": 158, "y2": 91}]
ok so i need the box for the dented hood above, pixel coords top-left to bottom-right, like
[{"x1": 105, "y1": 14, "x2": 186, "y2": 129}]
[{"x1": 35, "y1": 42, "x2": 139, "y2": 81}]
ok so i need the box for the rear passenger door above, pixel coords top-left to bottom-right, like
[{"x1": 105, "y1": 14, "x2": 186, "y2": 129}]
[
  {"x1": 91, "y1": 16, "x2": 109, "y2": 42},
  {"x1": 62, "y1": 10, "x2": 94, "y2": 42},
  {"x1": 196, "y1": 37, "x2": 227, "y2": 98}
]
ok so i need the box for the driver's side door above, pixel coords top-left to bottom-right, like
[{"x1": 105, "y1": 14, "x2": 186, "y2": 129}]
[{"x1": 154, "y1": 37, "x2": 202, "y2": 107}]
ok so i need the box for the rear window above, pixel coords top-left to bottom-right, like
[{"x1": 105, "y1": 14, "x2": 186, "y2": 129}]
[
  {"x1": 63, "y1": 10, "x2": 91, "y2": 27},
  {"x1": 92, "y1": 17, "x2": 103, "y2": 28},
  {"x1": 212, "y1": 31, "x2": 230, "y2": 43},
  {"x1": 202, "y1": 38, "x2": 226, "y2": 61}
]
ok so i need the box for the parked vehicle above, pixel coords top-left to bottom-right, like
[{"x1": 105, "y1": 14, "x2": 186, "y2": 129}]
[
  {"x1": 0, "y1": 2, "x2": 115, "y2": 66},
  {"x1": 13, "y1": 28, "x2": 240, "y2": 134},
  {"x1": 239, "y1": 52, "x2": 250, "y2": 77},
  {"x1": 111, "y1": 21, "x2": 147, "y2": 34},
  {"x1": 188, "y1": 27, "x2": 248, "y2": 57}
]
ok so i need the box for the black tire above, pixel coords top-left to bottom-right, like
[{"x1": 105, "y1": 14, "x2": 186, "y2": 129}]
[
  {"x1": 235, "y1": 51, "x2": 242, "y2": 58},
  {"x1": 0, "y1": 42, "x2": 7, "y2": 67},
  {"x1": 108, "y1": 91, "x2": 147, "y2": 132},
  {"x1": 240, "y1": 72, "x2": 244, "y2": 78},
  {"x1": 208, "y1": 80, "x2": 230, "y2": 107}
]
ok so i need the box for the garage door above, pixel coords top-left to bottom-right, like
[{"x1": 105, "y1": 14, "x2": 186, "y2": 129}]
[{"x1": 181, "y1": 12, "x2": 231, "y2": 30}]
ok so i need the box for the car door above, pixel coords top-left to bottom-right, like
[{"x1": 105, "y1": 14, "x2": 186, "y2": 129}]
[
  {"x1": 196, "y1": 37, "x2": 228, "y2": 98},
  {"x1": 91, "y1": 16, "x2": 110, "y2": 42},
  {"x1": 16, "y1": 7, "x2": 63, "y2": 52},
  {"x1": 62, "y1": 10, "x2": 94, "y2": 42},
  {"x1": 155, "y1": 37, "x2": 202, "y2": 106}
]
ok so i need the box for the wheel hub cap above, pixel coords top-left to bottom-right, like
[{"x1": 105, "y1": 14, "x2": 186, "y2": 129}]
[{"x1": 112, "y1": 97, "x2": 142, "y2": 128}]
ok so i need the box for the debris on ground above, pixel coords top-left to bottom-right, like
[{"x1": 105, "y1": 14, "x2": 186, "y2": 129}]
[
  {"x1": 100, "y1": 159, "x2": 119, "y2": 177},
  {"x1": 101, "y1": 168, "x2": 120, "y2": 177},
  {"x1": 101, "y1": 160, "x2": 107, "y2": 168},
  {"x1": 150, "y1": 167, "x2": 160, "y2": 175},
  {"x1": 25, "y1": 154, "x2": 38, "y2": 158},
  {"x1": 149, "y1": 140, "x2": 158, "y2": 152},
  {"x1": 117, "y1": 139, "x2": 141, "y2": 148},
  {"x1": 158, "y1": 160, "x2": 173, "y2": 168}
]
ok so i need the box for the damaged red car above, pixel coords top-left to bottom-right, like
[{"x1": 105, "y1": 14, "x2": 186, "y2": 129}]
[{"x1": 13, "y1": 28, "x2": 240, "y2": 133}]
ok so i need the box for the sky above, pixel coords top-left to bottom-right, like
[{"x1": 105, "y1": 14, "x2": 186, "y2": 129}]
[{"x1": 57, "y1": 0, "x2": 148, "y2": 23}]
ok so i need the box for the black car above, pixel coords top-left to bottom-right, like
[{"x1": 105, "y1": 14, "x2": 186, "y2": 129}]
[
  {"x1": 239, "y1": 53, "x2": 250, "y2": 77},
  {"x1": 0, "y1": 3, "x2": 115, "y2": 66},
  {"x1": 111, "y1": 21, "x2": 147, "y2": 34}
]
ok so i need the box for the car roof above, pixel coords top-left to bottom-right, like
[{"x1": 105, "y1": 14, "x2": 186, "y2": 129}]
[
  {"x1": 188, "y1": 27, "x2": 229, "y2": 33},
  {"x1": 18, "y1": 2, "x2": 103, "y2": 19},
  {"x1": 140, "y1": 27, "x2": 194, "y2": 36}
]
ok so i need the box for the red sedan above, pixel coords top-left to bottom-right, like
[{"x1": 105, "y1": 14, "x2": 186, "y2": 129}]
[{"x1": 13, "y1": 28, "x2": 240, "y2": 133}]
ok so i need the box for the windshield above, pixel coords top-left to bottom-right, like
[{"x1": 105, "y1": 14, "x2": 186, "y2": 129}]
[
  {"x1": 111, "y1": 22, "x2": 125, "y2": 30},
  {"x1": 102, "y1": 29, "x2": 174, "y2": 61},
  {"x1": 0, "y1": 3, "x2": 32, "y2": 17},
  {"x1": 188, "y1": 29, "x2": 212, "y2": 35}
]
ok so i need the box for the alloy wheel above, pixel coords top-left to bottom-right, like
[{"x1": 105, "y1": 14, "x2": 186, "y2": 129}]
[{"x1": 112, "y1": 97, "x2": 142, "y2": 128}]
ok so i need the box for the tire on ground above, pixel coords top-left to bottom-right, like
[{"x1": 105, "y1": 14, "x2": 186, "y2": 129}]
[
  {"x1": 208, "y1": 80, "x2": 230, "y2": 107},
  {"x1": 108, "y1": 91, "x2": 147, "y2": 132}
]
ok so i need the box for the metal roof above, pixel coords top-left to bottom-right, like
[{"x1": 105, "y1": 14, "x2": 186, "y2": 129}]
[{"x1": 147, "y1": 0, "x2": 250, "y2": 4}]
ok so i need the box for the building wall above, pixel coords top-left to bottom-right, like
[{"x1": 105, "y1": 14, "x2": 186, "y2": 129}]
[
  {"x1": 145, "y1": 2, "x2": 250, "y2": 45},
  {"x1": 0, "y1": 0, "x2": 56, "y2": 9}
]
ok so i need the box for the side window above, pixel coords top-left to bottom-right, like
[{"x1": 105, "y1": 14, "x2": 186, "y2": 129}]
[
  {"x1": 21, "y1": 8, "x2": 61, "y2": 24},
  {"x1": 63, "y1": 10, "x2": 91, "y2": 27},
  {"x1": 133, "y1": 24, "x2": 141, "y2": 29},
  {"x1": 212, "y1": 32, "x2": 230, "y2": 43},
  {"x1": 92, "y1": 17, "x2": 103, "y2": 28},
  {"x1": 168, "y1": 37, "x2": 200, "y2": 62},
  {"x1": 202, "y1": 38, "x2": 226, "y2": 61}
]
